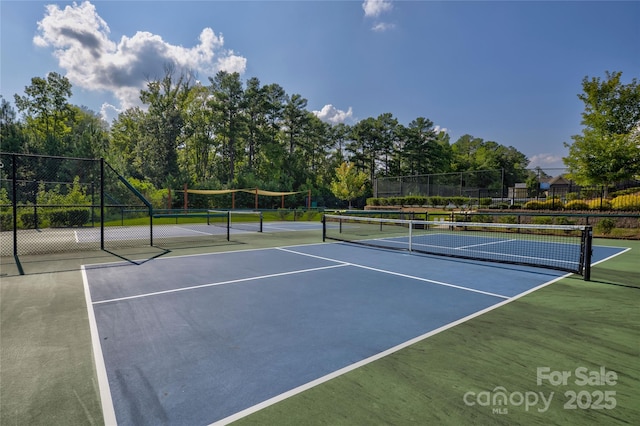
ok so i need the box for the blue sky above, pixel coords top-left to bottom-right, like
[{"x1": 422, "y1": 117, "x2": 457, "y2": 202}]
[{"x1": 1, "y1": 1, "x2": 638, "y2": 170}]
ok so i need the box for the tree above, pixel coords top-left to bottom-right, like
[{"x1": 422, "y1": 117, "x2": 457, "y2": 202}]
[
  {"x1": 14, "y1": 72, "x2": 74, "y2": 154},
  {"x1": 139, "y1": 67, "x2": 191, "y2": 187},
  {"x1": 564, "y1": 71, "x2": 640, "y2": 191},
  {"x1": 330, "y1": 162, "x2": 368, "y2": 209},
  {"x1": 0, "y1": 96, "x2": 26, "y2": 153},
  {"x1": 208, "y1": 71, "x2": 247, "y2": 183}
]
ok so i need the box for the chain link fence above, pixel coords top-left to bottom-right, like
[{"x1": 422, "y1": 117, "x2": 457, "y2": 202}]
[
  {"x1": 0, "y1": 152, "x2": 154, "y2": 273},
  {"x1": 374, "y1": 168, "x2": 640, "y2": 211},
  {"x1": 375, "y1": 169, "x2": 506, "y2": 199}
]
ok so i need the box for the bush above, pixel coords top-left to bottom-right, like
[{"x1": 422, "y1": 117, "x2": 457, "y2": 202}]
[
  {"x1": 479, "y1": 197, "x2": 492, "y2": 206},
  {"x1": 367, "y1": 197, "x2": 380, "y2": 206},
  {"x1": 0, "y1": 211, "x2": 13, "y2": 230},
  {"x1": 19, "y1": 211, "x2": 47, "y2": 229},
  {"x1": 429, "y1": 196, "x2": 445, "y2": 207},
  {"x1": 595, "y1": 218, "x2": 616, "y2": 235},
  {"x1": 471, "y1": 214, "x2": 494, "y2": 223},
  {"x1": 48, "y1": 208, "x2": 91, "y2": 227},
  {"x1": 497, "y1": 215, "x2": 518, "y2": 224},
  {"x1": 542, "y1": 198, "x2": 564, "y2": 210},
  {"x1": 565, "y1": 192, "x2": 581, "y2": 201},
  {"x1": 450, "y1": 197, "x2": 467, "y2": 208},
  {"x1": 611, "y1": 193, "x2": 640, "y2": 211},
  {"x1": 523, "y1": 200, "x2": 545, "y2": 210},
  {"x1": 554, "y1": 216, "x2": 576, "y2": 226},
  {"x1": 564, "y1": 200, "x2": 589, "y2": 210},
  {"x1": 586, "y1": 198, "x2": 612, "y2": 211},
  {"x1": 532, "y1": 216, "x2": 553, "y2": 225}
]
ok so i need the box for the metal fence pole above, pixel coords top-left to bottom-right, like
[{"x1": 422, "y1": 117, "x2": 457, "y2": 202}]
[
  {"x1": 11, "y1": 154, "x2": 17, "y2": 256},
  {"x1": 100, "y1": 158, "x2": 105, "y2": 250}
]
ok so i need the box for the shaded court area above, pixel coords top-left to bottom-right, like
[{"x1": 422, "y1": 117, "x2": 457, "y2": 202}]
[{"x1": 82, "y1": 241, "x2": 624, "y2": 425}]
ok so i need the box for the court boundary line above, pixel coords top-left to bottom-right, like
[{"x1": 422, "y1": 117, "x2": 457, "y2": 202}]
[
  {"x1": 81, "y1": 266, "x2": 117, "y2": 425},
  {"x1": 212, "y1": 245, "x2": 631, "y2": 425},
  {"x1": 276, "y1": 247, "x2": 510, "y2": 299},
  {"x1": 210, "y1": 271, "x2": 572, "y2": 426},
  {"x1": 91, "y1": 263, "x2": 349, "y2": 305},
  {"x1": 81, "y1": 242, "x2": 630, "y2": 426}
]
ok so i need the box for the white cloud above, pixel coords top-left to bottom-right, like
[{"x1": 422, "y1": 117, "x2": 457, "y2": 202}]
[
  {"x1": 372, "y1": 22, "x2": 395, "y2": 32},
  {"x1": 528, "y1": 153, "x2": 565, "y2": 168},
  {"x1": 99, "y1": 102, "x2": 121, "y2": 124},
  {"x1": 433, "y1": 125, "x2": 448, "y2": 135},
  {"x1": 362, "y1": 1, "x2": 395, "y2": 32},
  {"x1": 34, "y1": 1, "x2": 247, "y2": 117},
  {"x1": 313, "y1": 104, "x2": 354, "y2": 125},
  {"x1": 362, "y1": 0, "x2": 393, "y2": 18}
]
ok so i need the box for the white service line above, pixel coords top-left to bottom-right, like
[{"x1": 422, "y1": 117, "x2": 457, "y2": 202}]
[{"x1": 276, "y1": 247, "x2": 509, "y2": 299}]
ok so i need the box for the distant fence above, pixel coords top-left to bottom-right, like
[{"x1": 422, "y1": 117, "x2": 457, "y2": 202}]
[
  {"x1": 374, "y1": 168, "x2": 640, "y2": 211},
  {"x1": 375, "y1": 169, "x2": 506, "y2": 199}
]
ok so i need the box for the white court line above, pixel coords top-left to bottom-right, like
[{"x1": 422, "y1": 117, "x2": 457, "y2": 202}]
[
  {"x1": 173, "y1": 225, "x2": 217, "y2": 236},
  {"x1": 212, "y1": 246, "x2": 635, "y2": 426},
  {"x1": 276, "y1": 247, "x2": 509, "y2": 299},
  {"x1": 210, "y1": 270, "x2": 573, "y2": 426},
  {"x1": 81, "y1": 266, "x2": 117, "y2": 426},
  {"x1": 92, "y1": 263, "x2": 349, "y2": 305},
  {"x1": 83, "y1": 242, "x2": 631, "y2": 426},
  {"x1": 457, "y1": 238, "x2": 516, "y2": 249}
]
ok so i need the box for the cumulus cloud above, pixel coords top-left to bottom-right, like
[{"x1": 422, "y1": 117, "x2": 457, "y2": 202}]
[
  {"x1": 34, "y1": 1, "x2": 246, "y2": 117},
  {"x1": 528, "y1": 153, "x2": 565, "y2": 168},
  {"x1": 433, "y1": 125, "x2": 448, "y2": 135},
  {"x1": 362, "y1": 0, "x2": 393, "y2": 18},
  {"x1": 313, "y1": 104, "x2": 354, "y2": 125},
  {"x1": 362, "y1": 0, "x2": 394, "y2": 32}
]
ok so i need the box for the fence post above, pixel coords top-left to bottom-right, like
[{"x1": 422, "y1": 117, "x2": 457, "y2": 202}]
[
  {"x1": 11, "y1": 154, "x2": 17, "y2": 255},
  {"x1": 10, "y1": 154, "x2": 24, "y2": 275},
  {"x1": 100, "y1": 158, "x2": 105, "y2": 250}
]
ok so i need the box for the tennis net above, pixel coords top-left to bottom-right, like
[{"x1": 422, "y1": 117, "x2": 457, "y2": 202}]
[
  {"x1": 208, "y1": 210, "x2": 263, "y2": 238},
  {"x1": 322, "y1": 214, "x2": 593, "y2": 280}
]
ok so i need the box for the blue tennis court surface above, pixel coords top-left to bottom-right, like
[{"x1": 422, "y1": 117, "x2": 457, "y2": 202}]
[{"x1": 82, "y1": 242, "x2": 625, "y2": 425}]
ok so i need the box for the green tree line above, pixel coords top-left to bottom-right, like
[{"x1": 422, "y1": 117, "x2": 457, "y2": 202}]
[{"x1": 2, "y1": 69, "x2": 635, "y2": 208}]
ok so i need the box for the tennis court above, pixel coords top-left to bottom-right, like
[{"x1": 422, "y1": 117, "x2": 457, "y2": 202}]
[{"x1": 82, "y1": 235, "x2": 625, "y2": 425}]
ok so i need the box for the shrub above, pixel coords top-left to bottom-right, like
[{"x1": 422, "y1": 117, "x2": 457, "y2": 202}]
[
  {"x1": 450, "y1": 197, "x2": 467, "y2": 208},
  {"x1": 479, "y1": 197, "x2": 492, "y2": 206},
  {"x1": 586, "y1": 198, "x2": 612, "y2": 211},
  {"x1": 565, "y1": 192, "x2": 581, "y2": 201},
  {"x1": 404, "y1": 196, "x2": 424, "y2": 206},
  {"x1": 48, "y1": 208, "x2": 91, "y2": 227},
  {"x1": 523, "y1": 200, "x2": 544, "y2": 210},
  {"x1": 564, "y1": 200, "x2": 589, "y2": 210},
  {"x1": 542, "y1": 198, "x2": 564, "y2": 210},
  {"x1": 532, "y1": 216, "x2": 553, "y2": 225},
  {"x1": 498, "y1": 215, "x2": 518, "y2": 224},
  {"x1": 472, "y1": 214, "x2": 494, "y2": 223},
  {"x1": 367, "y1": 197, "x2": 380, "y2": 206},
  {"x1": 0, "y1": 211, "x2": 12, "y2": 231},
  {"x1": 611, "y1": 193, "x2": 640, "y2": 211},
  {"x1": 429, "y1": 196, "x2": 445, "y2": 207},
  {"x1": 554, "y1": 216, "x2": 576, "y2": 226},
  {"x1": 595, "y1": 218, "x2": 616, "y2": 235},
  {"x1": 19, "y1": 211, "x2": 46, "y2": 229}
]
